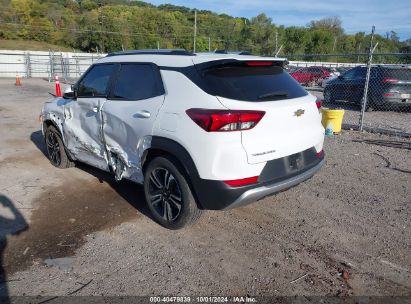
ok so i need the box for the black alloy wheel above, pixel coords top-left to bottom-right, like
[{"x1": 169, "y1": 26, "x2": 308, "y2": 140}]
[{"x1": 147, "y1": 167, "x2": 183, "y2": 221}]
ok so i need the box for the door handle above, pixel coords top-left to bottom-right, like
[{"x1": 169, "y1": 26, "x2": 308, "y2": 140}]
[
  {"x1": 134, "y1": 110, "x2": 151, "y2": 118},
  {"x1": 92, "y1": 106, "x2": 99, "y2": 113}
]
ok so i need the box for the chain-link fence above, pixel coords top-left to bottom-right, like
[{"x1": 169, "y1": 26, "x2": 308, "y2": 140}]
[
  {"x1": 286, "y1": 52, "x2": 411, "y2": 137},
  {"x1": 0, "y1": 50, "x2": 105, "y2": 82},
  {"x1": 0, "y1": 49, "x2": 410, "y2": 136}
]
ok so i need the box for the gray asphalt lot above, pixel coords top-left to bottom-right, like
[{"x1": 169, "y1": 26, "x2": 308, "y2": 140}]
[{"x1": 0, "y1": 79, "x2": 410, "y2": 298}]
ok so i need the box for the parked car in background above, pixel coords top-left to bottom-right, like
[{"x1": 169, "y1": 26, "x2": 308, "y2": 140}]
[
  {"x1": 291, "y1": 66, "x2": 331, "y2": 86},
  {"x1": 323, "y1": 65, "x2": 411, "y2": 111},
  {"x1": 321, "y1": 67, "x2": 351, "y2": 87},
  {"x1": 285, "y1": 65, "x2": 299, "y2": 74}
]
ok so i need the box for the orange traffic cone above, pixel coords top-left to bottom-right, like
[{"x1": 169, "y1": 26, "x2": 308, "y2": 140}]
[
  {"x1": 55, "y1": 75, "x2": 62, "y2": 97},
  {"x1": 15, "y1": 74, "x2": 22, "y2": 86}
]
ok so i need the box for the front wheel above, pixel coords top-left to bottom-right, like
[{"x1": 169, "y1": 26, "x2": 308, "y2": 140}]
[
  {"x1": 144, "y1": 156, "x2": 202, "y2": 229},
  {"x1": 45, "y1": 125, "x2": 74, "y2": 168}
]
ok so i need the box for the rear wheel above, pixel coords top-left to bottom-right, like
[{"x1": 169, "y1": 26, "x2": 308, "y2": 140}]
[
  {"x1": 45, "y1": 125, "x2": 73, "y2": 168},
  {"x1": 144, "y1": 156, "x2": 202, "y2": 229},
  {"x1": 323, "y1": 88, "x2": 333, "y2": 104}
]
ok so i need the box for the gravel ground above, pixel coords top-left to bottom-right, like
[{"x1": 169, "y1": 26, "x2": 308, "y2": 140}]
[
  {"x1": 307, "y1": 88, "x2": 411, "y2": 135},
  {"x1": 0, "y1": 79, "x2": 410, "y2": 299}
]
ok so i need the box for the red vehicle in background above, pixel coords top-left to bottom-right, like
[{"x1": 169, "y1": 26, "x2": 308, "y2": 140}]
[{"x1": 290, "y1": 66, "x2": 331, "y2": 86}]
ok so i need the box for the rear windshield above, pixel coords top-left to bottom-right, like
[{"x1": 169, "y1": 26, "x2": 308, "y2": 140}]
[
  {"x1": 200, "y1": 64, "x2": 308, "y2": 102},
  {"x1": 383, "y1": 68, "x2": 411, "y2": 80}
]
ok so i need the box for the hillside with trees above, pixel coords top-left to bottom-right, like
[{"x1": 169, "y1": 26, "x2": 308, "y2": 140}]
[{"x1": 0, "y1": 0, "x2": 409, "y2": 58}]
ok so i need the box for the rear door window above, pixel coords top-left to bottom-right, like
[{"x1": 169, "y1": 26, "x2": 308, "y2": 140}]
[
  {"x1": 201, "y1": 63, "x2": 307, "y2": 102},
  {"x1": 111, "y1": 64, "x2": 164, "y2": 100},
  {"x1": 77, "y1": 64, "x2": 115, "y2": 97},
  {"x1": 383, "y1": 68, "x2": 411, "y2": 80},
  {"x1": 342, "y1": 68, "x2": 357, "y2": 80}
]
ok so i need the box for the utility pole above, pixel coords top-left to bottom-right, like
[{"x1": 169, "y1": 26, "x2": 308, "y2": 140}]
[
  {"x1": 98, "y1": 1, "x2": 104, "y2": 53},
  {"x1": 357, "y1": 42, "x2": 362, "y2": 63},
  {"x1": 208, "y1": 37, "x2": 211, "y2": 52},
  {"x1": 359, "y1": 26, "x2": 377, "y2": 131},
  {"x1": 275, "y1": 31, "x2": 278, "y2": 54},
  {"x1": 193, "y1": 10, "x2": 197, "y2": 53},
  {"x1": 332, "y1": 37, "x2": 337, "y2": 52}
]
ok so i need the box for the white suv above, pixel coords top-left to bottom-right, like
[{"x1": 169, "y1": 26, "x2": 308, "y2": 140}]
[{"x1": 40, "y1": 49, "x2": 325, "y2": 229}]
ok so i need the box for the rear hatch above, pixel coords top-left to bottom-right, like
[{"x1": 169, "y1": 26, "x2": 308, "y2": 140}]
[
  {"x1": 383, "y1": 67, "x2": 411, "y2": 97},
  {"x1": 193, "y1": 59, "x2": 324, "y2": 164}
]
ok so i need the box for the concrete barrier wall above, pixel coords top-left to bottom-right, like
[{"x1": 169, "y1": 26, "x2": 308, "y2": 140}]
[
  {"x1": 0, "y1": 49, "x2": 361, "y2": 80},
  {"x1": 0, "y1": 50, "x2": 105, "y2": 80},
  {"x1": 289, "y1": 61, "x2": 359, "y2": 68}
]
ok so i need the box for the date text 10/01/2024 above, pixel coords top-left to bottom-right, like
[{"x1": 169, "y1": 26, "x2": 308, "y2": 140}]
[{"x1": 149, "y1": 296, "x2": 257, "y2": 303}]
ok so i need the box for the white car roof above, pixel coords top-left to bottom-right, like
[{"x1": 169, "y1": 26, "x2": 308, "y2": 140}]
[{"x1": 97, "y1": 51, "x2": 287, "y2": 68}]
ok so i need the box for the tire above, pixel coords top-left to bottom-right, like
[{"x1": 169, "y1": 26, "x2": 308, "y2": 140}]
[
  {"x1": 365, "y1": 104, "x2": 374, "y2": 112},
  {"x1": 364, "y1": 97, "x2": 376, "y2": 112},
  {"x1": 44, "y1": 125, "x2": 74, "y2": 168},
  {"x1": 323, "y1": 88, "x2": 333, "y2": 104},
  {"x1": 144, "y1": 156, "x2": 202, "y2": 229}
]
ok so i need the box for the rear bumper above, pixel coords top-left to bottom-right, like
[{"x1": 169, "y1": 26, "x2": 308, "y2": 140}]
[
  {"x1": 382, "y1": 96, "x2": 411, "y2": 105},
  {"x1": 193, "y1": 147, "x2": 325, "y2": 210},
  {"x1": 223, "y1": 159, "x2": 324, "y2": 209}
]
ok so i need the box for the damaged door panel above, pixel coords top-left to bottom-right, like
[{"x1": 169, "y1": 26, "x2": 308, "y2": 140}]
[
  {"x1": 64, "y1": 97, "x2": 108, "y2": 170},
  {"x1": 101, "y1": 63, "x2": 166, "y2": 182},
  {"x1": 63, "y1": 63, "x2": 116, "y2": 170}
]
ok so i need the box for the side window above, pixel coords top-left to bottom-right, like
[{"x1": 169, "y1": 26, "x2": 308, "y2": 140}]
[
  {"x1": 77, "y1": 64, "x2": 115, "y2": 97},
  {"x1": 354, "y1": 68, "x2": 367, "y2": 79},
  {"x1": 111, "y1": 64, "x2": 164, "y2": 100},
  {"x1": 342, "y1": 68, "x2": 358, "y2": 80}
]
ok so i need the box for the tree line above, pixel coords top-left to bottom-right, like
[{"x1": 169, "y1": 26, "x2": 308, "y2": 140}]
[{"x1": 0, "y1": 0, "x2": 409, "y2": 61}]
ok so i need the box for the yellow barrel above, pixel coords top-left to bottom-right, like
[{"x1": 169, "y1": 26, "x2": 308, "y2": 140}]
[{"x1": 321, "y1": 108, "x2": 345, "y2": 133}]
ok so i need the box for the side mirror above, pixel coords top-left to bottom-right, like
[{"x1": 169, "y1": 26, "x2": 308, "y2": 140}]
[{"x1": 63, "y1": 85, "x2": 76, "y2": 99}]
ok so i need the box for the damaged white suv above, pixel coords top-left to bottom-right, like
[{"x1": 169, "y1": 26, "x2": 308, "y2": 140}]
[{"x1": 40, "y1": 49, "x2": 325, "y2": 229}]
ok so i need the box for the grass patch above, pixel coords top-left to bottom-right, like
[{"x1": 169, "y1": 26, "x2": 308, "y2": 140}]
[{"x1": 0, "y1": 39, "x2": 75, "y2": 52}]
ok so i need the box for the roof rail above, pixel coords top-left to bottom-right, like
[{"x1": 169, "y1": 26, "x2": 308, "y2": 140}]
[{"x1": 106, "y1": 49, "x2": 194, "y2": 57}]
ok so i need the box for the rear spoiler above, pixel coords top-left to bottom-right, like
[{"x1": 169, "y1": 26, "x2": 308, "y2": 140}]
[{"x1": 195, "y1": 58, "x2": 289, "y2": 70}]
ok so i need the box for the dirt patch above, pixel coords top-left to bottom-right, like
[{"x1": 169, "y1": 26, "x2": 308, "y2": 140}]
[
  {"x1": 3, "y1": 176, "x2": 145, "y2": 275},
  {"x1": 0, "y1": 152, "x2": 44, "y2": 167}
]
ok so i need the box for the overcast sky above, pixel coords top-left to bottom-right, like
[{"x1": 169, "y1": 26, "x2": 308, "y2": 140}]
[{"x1": 146, "y1": 0, "x2": 411, "y2": 40}]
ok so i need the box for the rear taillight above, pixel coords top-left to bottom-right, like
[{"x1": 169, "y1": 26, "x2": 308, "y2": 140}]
[
  {"x1": 315, "y1": 98, "x2": 322, "y2": 109},
  {"x1": 384, "y1": 93, "x2": 394, "y2": 97},
  {"x1": 224, "y1": 176, "x2": 259, "y2": 187},
  {"x1": 186, "y1": 109, "x2": 265, "y2": 132},
  {"x1": 316, "y1": 150, "x2": 324, "y2": 158},
  {"x1": 383, "y1": 78, "x2": 399, "y2": 83}
]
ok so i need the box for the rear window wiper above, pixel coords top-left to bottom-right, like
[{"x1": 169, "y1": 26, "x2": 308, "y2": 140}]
[{"x1": 257, "y1": 91, "x2": 288, "y2": 100}]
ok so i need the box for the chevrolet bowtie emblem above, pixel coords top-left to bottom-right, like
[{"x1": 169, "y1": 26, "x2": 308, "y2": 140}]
[{"x1": 294, "y1": 109, "x2": 305, "y2": 117}]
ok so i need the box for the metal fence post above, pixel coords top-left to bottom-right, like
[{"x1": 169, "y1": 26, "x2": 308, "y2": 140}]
[
  {"x1": 359, "y1": 26, "x2": 376, "y2": 132},
  {"x1": 60, "y1": 53, "x2": 67, "y2": 82},
  {"x1": 76, "y1": 57, "x2": 80, "y2": 78},
  {"x1": 24, "y1": 52, "x2": 31, "y2": 78},
  {"x1": 48, "y1": 50, "x2": 53, "y2": 82}
]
